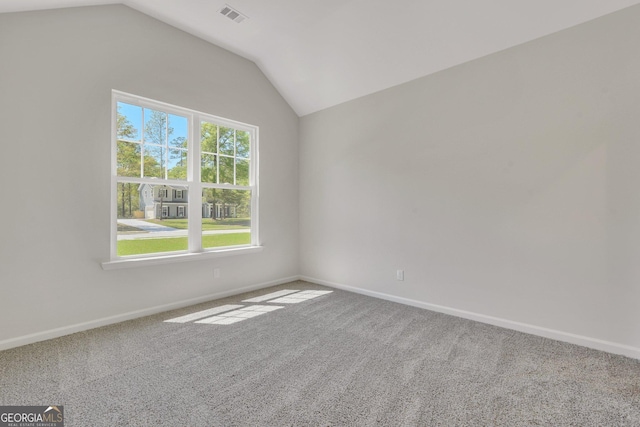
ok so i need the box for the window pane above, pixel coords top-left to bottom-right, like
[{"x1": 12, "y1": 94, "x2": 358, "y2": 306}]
[
  {"x1": 201, "y1": 188, "x2": 251, "y2": 250},
  {"x1": 167, "y1": 149, "x2": 187, "y2": 180},
  {"x1": 201, "y1": 153, "x2": 217, "y2": 183},
  {"x1": 201, "y1": 122, "x2": 218, "y2": 154},
  {"x1": 143, "y1": 145, "x2": 165, "y2": 178},
  {"x1": 117, "y1": 182, "x2": 189, "y2": 256},
  {"x1": 168, "y1": 114, "x2": 188, "y2": 148},
  {"x1": 219, "y1": 156, "x2": 234, "y2": 184},
  {"x1": 144, "y1": 108, "x2": 169, "y2": 146},
  {"x1": 117, "y1": 102, "x2": 142, "y2": 142},
  {"x1": 236, "y1": 130, "x2": 250, "y2": 159},
  {"x1": 237, "y1": 158, "x2": 249, "y2": 186},
  {"x1": 218, "y1": 126, "x2": 235, "y2": 155},
  {"x1": 117, "y1": 141, "x2": 141, "y2": 177}
]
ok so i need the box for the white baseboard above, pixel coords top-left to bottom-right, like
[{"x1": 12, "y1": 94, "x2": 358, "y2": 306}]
[
  {"x1": 300, "y1": 275, "x2": 640, "y2": 361},
  {"x1": 0, "y1": 275, "x2": 300, "y2": 352}
]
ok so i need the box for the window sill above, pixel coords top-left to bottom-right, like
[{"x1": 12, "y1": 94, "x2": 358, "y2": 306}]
[{"x1": 101, "y1": 246, "x2": 263, "y2": 270}]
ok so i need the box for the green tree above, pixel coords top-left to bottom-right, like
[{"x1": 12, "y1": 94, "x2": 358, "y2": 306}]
[
  {"x1": 143, "y1": 110, "x2": 188, "y2": 180},
  {"x1": 143, "y1": 109, "x2": 168, "y2": 178},
  {"x1": 201, "y1": 123, "x2": 237, "y2": 184},
  {"x1": 116, "y1": 107, "x2": 139, "y2": 177},
  {"x1": 168, "y1": 136, "x2": 187, "y2": 180},
  {"x1": 200, "y1": 122, "x2": 251, "y2": 220},
  {"x1": 201, "y1": 122, "x2": 218, "y2": 183},
  {"x1": 117, "y1": 107, "x2": 141, "y2": 218}
]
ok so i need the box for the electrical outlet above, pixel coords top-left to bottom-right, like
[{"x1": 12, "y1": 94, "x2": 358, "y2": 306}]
[
  {"x1": 396, "y1": 270, "x2": 404, "y2": 281},
  {"x1": 214, "y1": 268, "x2": 221, "y2": 279}
]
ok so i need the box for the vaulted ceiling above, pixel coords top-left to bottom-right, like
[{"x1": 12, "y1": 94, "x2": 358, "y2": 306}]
[{"x1": 2, "y1": 0, "x2": 640, "y2": 116}]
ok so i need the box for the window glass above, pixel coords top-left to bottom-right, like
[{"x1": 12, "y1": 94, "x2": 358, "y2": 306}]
[
  {"x1": 113, "y1": 93, "x2": 257, "y2": 260},
  {"x1": 201, "y1": 188, "x2": 251, "y2": 250}
]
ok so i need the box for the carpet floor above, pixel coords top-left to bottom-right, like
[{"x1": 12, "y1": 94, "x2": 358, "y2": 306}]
[{"x1": 1, "y1": 280, "x2": 639, "y2": 426}]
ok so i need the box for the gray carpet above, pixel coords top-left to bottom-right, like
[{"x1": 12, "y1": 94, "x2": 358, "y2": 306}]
[{"x1": 1, "y1": 280, "x2": 639, "y2": 426}]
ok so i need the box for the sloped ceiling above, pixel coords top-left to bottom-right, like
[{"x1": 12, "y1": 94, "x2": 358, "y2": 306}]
[{"x1": 2, "y1": 0, "x2": 640, "y2": 116}]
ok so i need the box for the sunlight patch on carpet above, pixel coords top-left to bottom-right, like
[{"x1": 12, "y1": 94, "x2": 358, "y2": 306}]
[
  {"x1": 195, "y1": 305, "x2": 284, "y2": 325},
  {"x1": 242, "y1": 289, "x2": 300, "y2": 302},
  {"x1": 268, "y1": 290, "x2": 333, "y2": 304},
  {"x1": 164, "y1": 304, "x2": 244, "y2": 323}
]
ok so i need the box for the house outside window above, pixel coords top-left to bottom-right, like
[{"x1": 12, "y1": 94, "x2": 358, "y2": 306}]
[{"x1": 111, "y1": 90, "x2": 258, "y2": 260}]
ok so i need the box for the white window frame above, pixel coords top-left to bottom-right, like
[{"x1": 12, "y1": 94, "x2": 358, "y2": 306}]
[
  {"x1": 103, "y1": 90, "x2": 261, "y2": 270},
  {"x1": 177, "y1": 206, "x2": 185, "y2": 218}
]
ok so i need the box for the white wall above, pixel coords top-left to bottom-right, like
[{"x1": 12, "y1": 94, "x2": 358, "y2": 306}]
[
  {"x1": 0, "y1": 5, "x2": 299, "y2": 346},
  {"x1": 300, "y1": 6, "x2": 640, "y2": 354}
]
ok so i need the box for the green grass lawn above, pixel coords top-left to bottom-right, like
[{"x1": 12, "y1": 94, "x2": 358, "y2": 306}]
[
  {"x1": 145, "y1": 218, "x2": 250, "y2": 230},
  {"x1": 117, "y1": 223, "x2": 145, "y2": 233},
  {"x1": 117, "y1": 233, "x2": 251, "y2": 256}
]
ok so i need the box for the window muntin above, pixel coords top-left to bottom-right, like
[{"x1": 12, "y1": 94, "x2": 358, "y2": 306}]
[{"x1": 112, "y1": 91, "x2": 258, "y2": 260}]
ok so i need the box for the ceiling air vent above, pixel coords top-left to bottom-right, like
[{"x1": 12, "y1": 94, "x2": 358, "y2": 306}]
[{"x1": 219, "y1": 5, "x2": 247, "y2": 23}]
